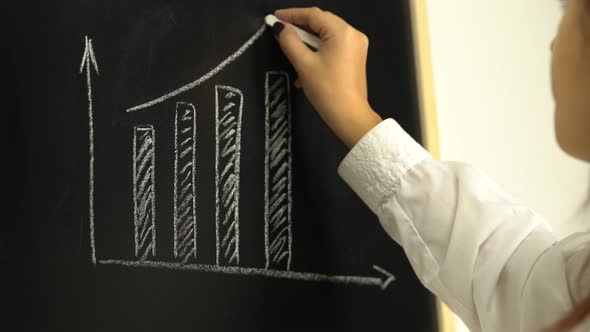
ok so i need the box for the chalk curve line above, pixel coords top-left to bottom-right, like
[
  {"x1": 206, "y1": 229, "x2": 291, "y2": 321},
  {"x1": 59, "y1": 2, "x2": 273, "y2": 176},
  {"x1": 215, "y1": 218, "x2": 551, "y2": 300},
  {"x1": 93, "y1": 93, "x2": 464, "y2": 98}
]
[{"x1": 126, "y1": 23, "x2": 267, "y2": 113}]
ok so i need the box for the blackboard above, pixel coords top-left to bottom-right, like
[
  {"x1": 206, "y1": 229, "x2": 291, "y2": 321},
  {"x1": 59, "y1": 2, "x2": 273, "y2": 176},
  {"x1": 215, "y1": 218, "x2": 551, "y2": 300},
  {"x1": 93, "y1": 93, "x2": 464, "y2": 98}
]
[{"x1": 5, "y1": 1, "x2": 438, "y2": 331}]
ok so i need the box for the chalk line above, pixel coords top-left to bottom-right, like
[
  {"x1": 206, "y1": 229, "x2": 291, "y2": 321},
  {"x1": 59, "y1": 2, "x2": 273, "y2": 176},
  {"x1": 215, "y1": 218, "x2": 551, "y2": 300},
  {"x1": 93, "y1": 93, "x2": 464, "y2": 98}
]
[
  {"x1": 126, "y1": 24, "x2": 267, "y2": 113},
  {"x1": 98, "y1": 259, "x2": 396, "y2": 290},
  {"x1": 80, "y1": 36, "x2": 99, "y2": 265}
]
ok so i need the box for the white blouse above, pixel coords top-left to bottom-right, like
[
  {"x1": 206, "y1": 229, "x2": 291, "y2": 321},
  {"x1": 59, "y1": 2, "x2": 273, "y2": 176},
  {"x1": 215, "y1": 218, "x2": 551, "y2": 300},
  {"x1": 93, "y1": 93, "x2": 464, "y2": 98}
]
[{"x1": 338, "y1": 119, "x2": 590, "y2": 332}]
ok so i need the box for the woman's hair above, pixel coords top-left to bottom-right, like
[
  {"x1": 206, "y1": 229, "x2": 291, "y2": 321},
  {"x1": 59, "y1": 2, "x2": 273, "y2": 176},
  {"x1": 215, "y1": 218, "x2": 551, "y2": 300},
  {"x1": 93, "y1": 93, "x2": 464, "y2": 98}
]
[{"x1": 546, "y1": 2, "x2": 590, "y2": 331}]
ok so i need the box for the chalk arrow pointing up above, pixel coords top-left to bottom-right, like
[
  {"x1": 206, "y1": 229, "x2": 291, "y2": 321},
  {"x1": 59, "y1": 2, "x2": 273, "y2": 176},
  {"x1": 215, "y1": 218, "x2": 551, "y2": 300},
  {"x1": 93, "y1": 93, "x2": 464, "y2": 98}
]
[
  {"x1": 80, "y1": 36, "x2": 99, "y2": 76},
  {"x1": 80, "y1": 35, "x2": 99, "y2": 265}
]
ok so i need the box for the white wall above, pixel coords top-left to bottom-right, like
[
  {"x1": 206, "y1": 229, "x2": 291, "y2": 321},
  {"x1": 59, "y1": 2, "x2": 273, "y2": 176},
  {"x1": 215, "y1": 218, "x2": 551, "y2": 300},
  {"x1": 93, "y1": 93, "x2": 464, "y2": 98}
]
[{"x1": 425, "y1": 1, "x2": 589, "y2": 331}]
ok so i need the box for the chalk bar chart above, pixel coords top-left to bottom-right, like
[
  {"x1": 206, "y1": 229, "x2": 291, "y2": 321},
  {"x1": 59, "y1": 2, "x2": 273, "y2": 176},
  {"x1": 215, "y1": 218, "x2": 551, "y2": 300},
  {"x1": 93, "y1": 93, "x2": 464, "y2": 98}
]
[{"x1": 83, "y1": 26, "x2": 395, "y2": 290}]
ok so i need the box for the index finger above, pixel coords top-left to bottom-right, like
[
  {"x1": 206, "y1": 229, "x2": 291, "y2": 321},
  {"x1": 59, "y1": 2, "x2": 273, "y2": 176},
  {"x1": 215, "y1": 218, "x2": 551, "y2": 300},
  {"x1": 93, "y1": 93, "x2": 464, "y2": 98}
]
[{"x1": 274, "y1": 7, "x2": 344, "y2": 39}]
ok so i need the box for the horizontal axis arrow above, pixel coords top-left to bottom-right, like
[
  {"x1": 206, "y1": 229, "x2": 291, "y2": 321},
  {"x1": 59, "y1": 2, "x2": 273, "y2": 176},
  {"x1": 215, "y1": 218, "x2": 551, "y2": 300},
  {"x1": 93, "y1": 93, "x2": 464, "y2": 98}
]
[{"x1": 99, "y1": 259, "x2": 395, "y2": 290}]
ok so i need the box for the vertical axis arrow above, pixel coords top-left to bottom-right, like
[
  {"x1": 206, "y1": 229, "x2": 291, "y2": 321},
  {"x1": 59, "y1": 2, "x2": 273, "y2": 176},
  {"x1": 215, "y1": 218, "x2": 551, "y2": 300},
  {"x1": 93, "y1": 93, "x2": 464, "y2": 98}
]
[{"x1": 80, "y1": 36, "x2": 99, "y2": 265}]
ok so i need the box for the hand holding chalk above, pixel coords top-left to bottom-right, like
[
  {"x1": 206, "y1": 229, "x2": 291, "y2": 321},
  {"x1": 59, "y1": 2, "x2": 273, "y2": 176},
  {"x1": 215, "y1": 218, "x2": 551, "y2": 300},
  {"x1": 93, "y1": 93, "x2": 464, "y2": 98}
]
[
  {"x1": 271, "y1": 7, "x2": 382, "y2": 148},
  {"x1": 265, "y1": 14, "x2": 321, "y2": 50}
]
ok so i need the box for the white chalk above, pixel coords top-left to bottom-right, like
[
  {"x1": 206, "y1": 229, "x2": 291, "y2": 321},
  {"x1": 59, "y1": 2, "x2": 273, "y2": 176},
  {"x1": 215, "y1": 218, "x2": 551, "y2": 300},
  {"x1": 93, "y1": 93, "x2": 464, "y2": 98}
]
[
  {"x1": 265, "y1": 14, "x2": 321, "y2": 50},
  {"x1": 99, "y1": 259, "x2": 396, "y2": 290}
]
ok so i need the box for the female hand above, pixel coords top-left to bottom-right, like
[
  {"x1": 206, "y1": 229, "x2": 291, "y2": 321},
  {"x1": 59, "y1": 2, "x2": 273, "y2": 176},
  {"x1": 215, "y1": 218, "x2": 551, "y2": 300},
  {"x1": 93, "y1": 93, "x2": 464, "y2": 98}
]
[{"x1": 273, "y1": 7, "x2": 382, "y2": 148}]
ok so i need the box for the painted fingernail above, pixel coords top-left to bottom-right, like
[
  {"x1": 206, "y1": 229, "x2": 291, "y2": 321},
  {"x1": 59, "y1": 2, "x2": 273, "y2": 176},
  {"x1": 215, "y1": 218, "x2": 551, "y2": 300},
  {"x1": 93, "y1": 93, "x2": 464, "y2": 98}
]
[{"x1": 272, "y1": 22, "x2": 285, "y2": 37}]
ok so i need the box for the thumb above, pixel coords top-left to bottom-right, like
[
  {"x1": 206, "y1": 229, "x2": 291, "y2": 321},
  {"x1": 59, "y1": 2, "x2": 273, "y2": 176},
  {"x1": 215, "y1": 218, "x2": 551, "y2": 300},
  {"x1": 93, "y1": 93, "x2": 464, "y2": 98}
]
[{"x1": 274, "y1": 23, "x2": 314, "y2": 73}]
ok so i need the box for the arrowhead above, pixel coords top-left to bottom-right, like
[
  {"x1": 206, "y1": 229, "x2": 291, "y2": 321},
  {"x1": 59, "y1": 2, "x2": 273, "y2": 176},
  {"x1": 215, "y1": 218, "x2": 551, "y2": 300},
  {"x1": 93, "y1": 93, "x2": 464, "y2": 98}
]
[
  {"x1": 80, "y1": 36, "x2": 99, "y2": 75},
  {"x1": 372, "y1": 265, "x2": 396, "y2": 290}
]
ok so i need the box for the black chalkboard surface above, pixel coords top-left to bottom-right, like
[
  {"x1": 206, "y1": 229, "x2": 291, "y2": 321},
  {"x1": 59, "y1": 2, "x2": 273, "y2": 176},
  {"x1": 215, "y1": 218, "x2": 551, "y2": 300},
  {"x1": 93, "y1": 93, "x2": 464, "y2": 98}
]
[{"x1": 6, "y1": 1, "x2": 437, "y2": 331}]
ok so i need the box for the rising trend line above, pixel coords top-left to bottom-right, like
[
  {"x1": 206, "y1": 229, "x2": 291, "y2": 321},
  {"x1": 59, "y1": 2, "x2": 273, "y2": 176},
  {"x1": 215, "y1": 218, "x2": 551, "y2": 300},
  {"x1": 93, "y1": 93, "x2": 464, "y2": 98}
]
[
  {"x1": 80, "y1": 35, "x2": 99, "y2": 265},
  {"x1": 126, "y1": 23, "x2": 267, "y2": 113},
  {"x1": 99, "y1": 260, "x2": 396, "y2": 290}
]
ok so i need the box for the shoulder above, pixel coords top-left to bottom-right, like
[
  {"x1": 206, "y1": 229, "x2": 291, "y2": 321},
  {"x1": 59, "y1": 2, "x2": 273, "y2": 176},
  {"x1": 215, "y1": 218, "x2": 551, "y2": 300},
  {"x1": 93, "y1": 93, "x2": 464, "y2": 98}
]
[
  {"x1": 560, "y1": 232, "x2": 590, "y2": 304},
  {"x1": 517, "y1": 232, "x2": 589, "y2": 330}
]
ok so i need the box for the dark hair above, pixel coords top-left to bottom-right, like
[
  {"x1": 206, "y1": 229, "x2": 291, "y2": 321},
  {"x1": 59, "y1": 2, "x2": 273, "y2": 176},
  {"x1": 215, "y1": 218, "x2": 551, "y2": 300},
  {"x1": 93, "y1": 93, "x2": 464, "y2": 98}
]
[{"x1": 546, "y1": 2, "x2": 590, "y2": 331}]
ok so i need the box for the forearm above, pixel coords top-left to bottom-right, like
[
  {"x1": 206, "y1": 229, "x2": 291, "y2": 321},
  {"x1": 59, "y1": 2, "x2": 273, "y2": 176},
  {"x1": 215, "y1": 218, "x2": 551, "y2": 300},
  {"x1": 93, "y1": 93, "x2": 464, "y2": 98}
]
[
  {"x1": 338, "y1": 118, "x2": 559, "y2": 331},
  {"x1": 321, "y1": 100, "x2": 382, "y2": 148}
]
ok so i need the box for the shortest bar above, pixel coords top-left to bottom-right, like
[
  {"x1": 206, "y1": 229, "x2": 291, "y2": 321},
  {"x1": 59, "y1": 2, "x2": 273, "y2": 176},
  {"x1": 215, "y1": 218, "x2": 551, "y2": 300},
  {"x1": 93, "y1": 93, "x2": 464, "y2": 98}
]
[{"x1": 133, "y1": 125, "x2": 157, "y2": 261}]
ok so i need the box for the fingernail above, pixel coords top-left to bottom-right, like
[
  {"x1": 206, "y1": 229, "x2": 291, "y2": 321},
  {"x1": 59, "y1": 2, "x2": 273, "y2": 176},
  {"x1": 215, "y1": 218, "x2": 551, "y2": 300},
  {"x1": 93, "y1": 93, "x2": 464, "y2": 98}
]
[{"x1": 272, "y1": 22, "x2": 285, "y2": 37}]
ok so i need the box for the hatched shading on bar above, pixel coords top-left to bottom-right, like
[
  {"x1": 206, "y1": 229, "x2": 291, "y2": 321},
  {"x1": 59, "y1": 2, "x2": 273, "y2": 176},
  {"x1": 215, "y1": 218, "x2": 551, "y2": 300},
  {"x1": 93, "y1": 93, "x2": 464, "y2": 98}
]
[
  {"x1": 174, "y1": 102, "x2": 197, "y2": 263},
  {"x1": 133, "y1": 125, "x2": 157, "y2": 260},
  {"x1": 264, "y1": 71, "x2": 293, "y2": 270},
  {"x1": 215, "y1": 85, "x2": 243, "y2": 266}
]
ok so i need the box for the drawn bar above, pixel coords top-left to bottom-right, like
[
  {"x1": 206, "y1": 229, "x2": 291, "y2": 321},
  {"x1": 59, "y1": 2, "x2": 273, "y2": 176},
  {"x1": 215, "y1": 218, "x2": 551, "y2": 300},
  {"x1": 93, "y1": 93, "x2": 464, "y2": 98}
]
[
  {"x1": 174, "y1": 102, "x2": 197, "y2": 263},
  {"x1": 215, "y1": 85, "x2": 243, "y2": 266},
  {"x1": 133, "y1": 125, "x2": 157, "y2": 260},
  {"x1": 99, "y1": 260, "x2": 396, "y2": 290},
  {"x1": 264, "y1": 71, "x2": 293, "y2": 270}
]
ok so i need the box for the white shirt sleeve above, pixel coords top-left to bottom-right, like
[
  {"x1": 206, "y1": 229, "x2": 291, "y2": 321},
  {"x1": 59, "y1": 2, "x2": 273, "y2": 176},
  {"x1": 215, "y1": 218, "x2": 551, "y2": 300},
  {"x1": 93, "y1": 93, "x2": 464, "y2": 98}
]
[{"x1": 338, "y1": 119, "x2": 590, "y2": 332}]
